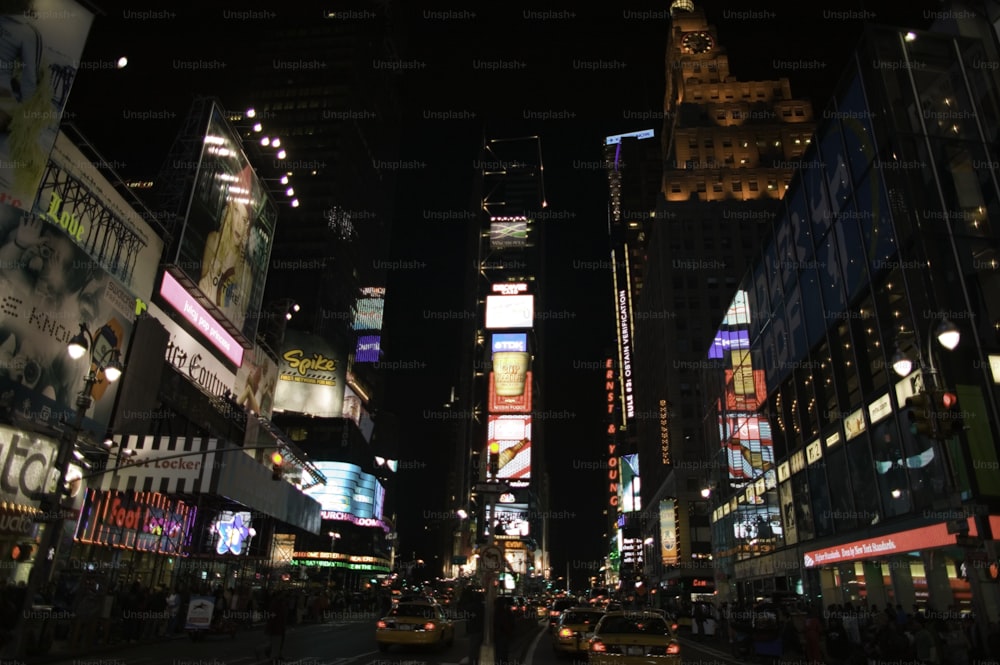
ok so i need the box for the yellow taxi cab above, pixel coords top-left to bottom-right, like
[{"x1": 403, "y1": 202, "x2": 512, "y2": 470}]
[
  {"x1": 553, "y1": 607, "x2": 605, "y2": 656},
  {"x1": 588, "y1": 610, "x2": 680, "y2": 665},
  {"x1": 375, "y1": 601, "x2": 455, "y2": 652}
]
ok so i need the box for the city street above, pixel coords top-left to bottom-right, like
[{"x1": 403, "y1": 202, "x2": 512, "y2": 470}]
[{"x1": 28, "y1": 615, "x2": 749, "y2": 665}]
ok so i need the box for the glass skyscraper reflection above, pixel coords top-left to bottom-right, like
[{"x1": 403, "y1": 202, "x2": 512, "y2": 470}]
[{"x1": 703, "y1": 23, "x2": 1000, "y2": 626}]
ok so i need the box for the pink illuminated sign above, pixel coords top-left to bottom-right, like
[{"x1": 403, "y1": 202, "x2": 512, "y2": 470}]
[{"x1": 160, "y1": 272, "x2": 244, "y2": 366}]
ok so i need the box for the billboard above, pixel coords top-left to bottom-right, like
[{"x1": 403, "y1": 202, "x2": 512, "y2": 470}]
[
  {"x1": 150, "y1": 301, "x2": 237, "y2": 399},
  {"x1": 159, "y1": 271, "x2": 244, "y2": 366},
  {"x1": 0, "y1": 1, "x2": 94, "y2": 210},
  {"x1": 303, "y1": 461, "x2": 385, "y2": 521},
  {"x1": 0, "y1": 202, "x2": 135, "y2": 433},
  {"x1": 355, "y1": 334, "x2": 381, "y2": 363},
  {"x1": 35, "y1": 132, "x2": 164, "y2": 303},
  {"x1": 485, "y1": 502, "x2": 530, "y2": 538},
  {"x1": 488, "y1": 370, "x2": 532, "y2": 413},
  {"x1": 273, "y1": 329, "x2": 346, "y2": 417},
  {"x1": 721, "y1": 414, "x2": 774, "y2": 481},
  {"x1": 173, "y1": 102, "x2": 276, "y2": 342},
  {"x1": 352, "y1": 296, "x2": 384, "y2": 331},
  {"x1": 491, "y1": 333, "x2": 527, "y2": 353},
  {"x1": 659, "y1": 499, "x2": 678, "y2": 566},
  {"x1": 75, "y1": 489, "x2": 197, "y2": 556},
  {"x1": 234, "y1": 343, "x2": 278, "y2": 418},
  {"x1": 489, "y1": 217, "x2": 528, "y2": 251},
  {"x1": 620, "y1": 454, "x2": 641, "y2": 513},
  {"x1": 485, "y1": 295, "x2": 533, "y2": 329},
  {"x1": 487, "y1": 414, "x2": 531, "y2": 481}
]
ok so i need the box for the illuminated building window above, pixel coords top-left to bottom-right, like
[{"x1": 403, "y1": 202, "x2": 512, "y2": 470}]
[{"x1": 748, "y1": 180, "x2": 759, "y2": 192}]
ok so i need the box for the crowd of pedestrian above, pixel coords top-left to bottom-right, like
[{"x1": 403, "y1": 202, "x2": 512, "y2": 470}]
[{"x1": 698, "y1": 598, "x2": 1000, "y2": 665}]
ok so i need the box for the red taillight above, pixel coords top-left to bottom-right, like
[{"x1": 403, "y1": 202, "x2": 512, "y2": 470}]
[
  {"x1": 671, "y1": 623, "x2": 678, "y2": 632},
  {"x1": 423, "y1": 622, "x2": 436, "y2": 631},
  {"x1": 550, "y1": 610, "x2": 559, "y2": 616},
  {"x1": 558, "y1": 628, "x2": 573, "y2": 638},
  {"x1": 377, "y1": 620, "x2": 387, "y2": 629},
  {"x1": 590, "y1": 640, "x2": 606, "y2": 652},
  {"x1": 666, "y1": 643, "x2": 680, "y2": 655}
]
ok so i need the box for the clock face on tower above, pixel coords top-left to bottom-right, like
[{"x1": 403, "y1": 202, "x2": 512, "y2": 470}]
[{"x1": 681, "y1": 31, "x2": 714, "y2": 54}]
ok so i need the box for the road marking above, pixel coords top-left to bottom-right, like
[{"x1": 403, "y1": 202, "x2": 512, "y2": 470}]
[{"x1": 522, "y1": 622, "x2": 549, "y2": 665}]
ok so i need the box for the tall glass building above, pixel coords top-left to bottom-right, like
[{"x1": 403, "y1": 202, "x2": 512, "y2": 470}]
[{"x1": 704, "y1": 22, "x2": 1000, "y2": 624}]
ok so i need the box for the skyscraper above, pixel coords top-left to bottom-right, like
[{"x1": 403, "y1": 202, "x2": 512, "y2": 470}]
[{"x1": 622, "y1": 1, "x2": 816, "y2": 598}]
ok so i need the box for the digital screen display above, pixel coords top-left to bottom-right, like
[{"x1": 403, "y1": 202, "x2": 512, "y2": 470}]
[{"x1": 303, "y1": 461, "x2": 385, "y2": 521}]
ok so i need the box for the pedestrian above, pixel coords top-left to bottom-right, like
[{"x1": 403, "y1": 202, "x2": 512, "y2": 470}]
[
  {"x1": 803, "y1": 605, "x2": 824, "y2": 665},
  {"x1": 256, "y1": 590, "x2": 287, "y2": 663},
  {"x1": 494, "y1": 597, "x2": 515, "y2": 665},
  {"x1": 460, "y1": 589, "x2": 485, "y2": 665}
]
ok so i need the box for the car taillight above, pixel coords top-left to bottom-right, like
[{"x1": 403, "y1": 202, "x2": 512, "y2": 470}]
[
  {"x1": 558, "y1": 628, "x2": 573, "y2": 638},
  {"x1": 376, "y1": 620, "x2": 387, "y2": 629},
  {"x1": 671, "y1": 623, "x2": 678, "y2": 632},
  {"x1": 423, "y1": 622, "x2": 436, "y2": 631},
  {"x1": 590, "y1": 640, "x2": 605, "y2": 652},
  {"x1": 550, "y1": 610, "x2": 559, "y2": 616},
  {"x1": 666, "y1": 643, "x2": 680, "y2": 655}
]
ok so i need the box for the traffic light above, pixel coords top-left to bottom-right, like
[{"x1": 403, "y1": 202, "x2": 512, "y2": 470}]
[
  {"x1": 488, "y1": 441, "x2": 500, "y2": 478},
  {"x1": 271, "y1": 451, "x2": 284, "y2": 481},
  {"x1": 935, "y1": 390, "x2": 963, "y2": 439},
  {"x1": 905, "y1": 392, "x2": 935, "y2": 437}
]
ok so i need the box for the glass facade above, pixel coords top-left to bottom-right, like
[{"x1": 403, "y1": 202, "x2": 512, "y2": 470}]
[{"x1": 704, "y1": 25, "x2": 1000, "y2": 618}]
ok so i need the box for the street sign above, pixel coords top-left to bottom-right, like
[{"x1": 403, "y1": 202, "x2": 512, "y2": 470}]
[{"x1": 480, "y1": 545, "x2": 503, "y2": 571}]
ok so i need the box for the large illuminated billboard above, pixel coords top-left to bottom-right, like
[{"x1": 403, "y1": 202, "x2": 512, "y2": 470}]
[
  {"x1": 273, "y1": 329, "x2": 346, "y2": 417},
  {"x1": 489, "y1": 371, "x2": 532, "y2": 413},
  {"x1": 489, "y1": 217, "x2": 528, "y2": 251},
  {"x1": 620, "y1": 454, "x2": 641, "y2": 513},
  {"x1": 234, "y1": 342, "x2": 278, "y2": 418},
  {"x1": 0, "y1": 1, "x2": 94, "y2": 210},
  {"x1": 491, "y1": 333, "x2": 527, "y2": 353},
  {"x1": 484, "y1": 503, "x2": 530, "y2": 538},
  {"x1": 37, "y1": 132, "x2": 165, "y2": 304},
  {"x1": 353, "y1": 296, "x2": 385, "y2": 331},
  {"x1": 173, "y1": 102, "x2": 276, "y2": 342},
  {"x1": 487, "y1": 414, "x2": 531, "y2": 481},
  {"x1": 355, "y1": 335, "x2": 381, "y2": 363},
  {"x1": 0, "y1": 204, "x2": 136, "y2": 434},
  {"x1": 303, "y1": 461, "x2": 385, "y2": 521},
  {"x1": 485, "y1": 295, "x2": 534, "y2": 329}
]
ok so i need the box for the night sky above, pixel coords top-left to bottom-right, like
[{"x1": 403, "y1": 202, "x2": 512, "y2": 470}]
[{"x1": 63, "y1": 1, "x2": 942, "y2": 580}]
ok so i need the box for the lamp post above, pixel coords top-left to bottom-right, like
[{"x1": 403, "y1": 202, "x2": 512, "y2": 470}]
[
  {"x1": 328, "y1": 531, "x2": 341, "y2": 587},
  {"x1": 13, "y1": 322, "x2": 122, "y2": 657}
]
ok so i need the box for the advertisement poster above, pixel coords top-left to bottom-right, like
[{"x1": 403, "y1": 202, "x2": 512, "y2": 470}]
[
  {"x1": 0, "y1": 202, "x2": 135, "y2": 434},
  {"x1": 273, "y1": 329, "x2": 346, "y2": 418},
  {"x1": 174, "y1": 102, "x2": 275, "y2": 342},
  {"x1": 302, "y1": 461, "x2": 385, "y2": 521},
  {"x1": 34, "y1": 132, "x2": 164, "y2": 302},
  {"x1": 233, "y1": 343, "x2": 277, "y2": 418},
  {"x1": 487, "y1": 414, "x2": 531, "y2": 481},
  {"x1": 659, "y1": 499, "x2": 678, "y2": 566},
  {"x1": 0, "y1": 0, "x2": 94, "y2": 210}
]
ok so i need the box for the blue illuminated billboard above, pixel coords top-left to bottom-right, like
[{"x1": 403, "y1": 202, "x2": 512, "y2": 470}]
[{"x1": 303, "y1": 462, "x2": 385, "y2": 521}]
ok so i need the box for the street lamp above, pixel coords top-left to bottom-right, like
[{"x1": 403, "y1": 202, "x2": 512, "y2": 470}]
[
  {"x1": 14, "y1": 322, "x2": 123, "y2": 657},
  {"x1": 892, "y1": 318, "x2": 961, "y2": 386}
]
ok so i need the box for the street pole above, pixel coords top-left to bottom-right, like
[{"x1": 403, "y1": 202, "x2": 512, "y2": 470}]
[{"x1": 10, "y1": 371, "x2": 98, "y2": 659}]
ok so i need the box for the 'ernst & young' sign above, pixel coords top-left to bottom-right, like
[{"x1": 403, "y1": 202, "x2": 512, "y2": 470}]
[{"x1": 149, "y1": 302, "x2": 237, "y2": 399}]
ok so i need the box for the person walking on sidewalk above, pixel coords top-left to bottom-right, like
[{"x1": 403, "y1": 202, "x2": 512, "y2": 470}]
[
  {"x1": 494, "y1": 597, "x2": 515, "y2": 665},
  {"x1": 459, "y1": 589, "x2": 484, "y2": 665},
  {"x1": 256, "y1": 590, "x2": 288, "y2": 663}
]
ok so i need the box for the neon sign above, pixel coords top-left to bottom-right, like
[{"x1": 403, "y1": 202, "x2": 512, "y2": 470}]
[{"x1": 213, "y1": 511, "x2": 256, "y2": 555}]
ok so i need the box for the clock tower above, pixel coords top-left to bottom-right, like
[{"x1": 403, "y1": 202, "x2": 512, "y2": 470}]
[{"x1": 661, "y1": 2, "x2": 815, "y2": 202}]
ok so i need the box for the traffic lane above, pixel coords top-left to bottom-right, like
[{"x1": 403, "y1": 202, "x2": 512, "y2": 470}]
[{"x1": 521, "y1": 624, "x2": 745, "y2": 665}]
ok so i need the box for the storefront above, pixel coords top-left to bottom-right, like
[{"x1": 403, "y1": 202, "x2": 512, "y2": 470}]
[
  {"x1": 802, "y1": 517, "x2": 982, "y2": 613},
  {"x1": 70, "y1": 488, "x2": 198, "y2": 589}
]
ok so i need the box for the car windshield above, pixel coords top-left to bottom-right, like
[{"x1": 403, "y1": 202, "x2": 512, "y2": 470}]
[
  {"x1": 553, "y1": 600, "x2": 576, "y2": 610},
  {"x1": 599, "y1": 616, "x2": 670, "y2": 635},
  {"x1": 391, "y1": 604, "x2": 437, "y2": 619},
  {"x1": 563, "y1": 611, "x2": 603, "y2": 624}
]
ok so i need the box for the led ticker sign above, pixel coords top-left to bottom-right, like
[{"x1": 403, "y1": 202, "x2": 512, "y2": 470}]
[
  {"x1": 803, "y1": 517, "x2": 978, "y2": 567},
  {"x1": 160, "y1": 271, "x2": 245, "y2": 366},
  {"x1": 605, "y1": 129, "x2": 655, "y2": 145}
]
